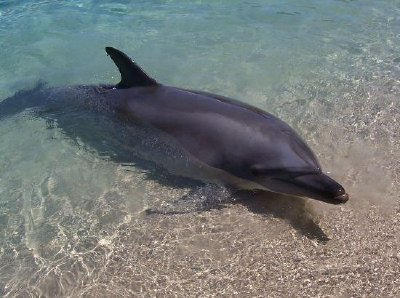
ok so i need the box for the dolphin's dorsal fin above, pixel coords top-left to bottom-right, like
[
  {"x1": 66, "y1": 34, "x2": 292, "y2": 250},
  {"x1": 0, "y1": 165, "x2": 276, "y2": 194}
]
[{"x1": 105, "y1": 47, "x2": 158, "y2": 89}]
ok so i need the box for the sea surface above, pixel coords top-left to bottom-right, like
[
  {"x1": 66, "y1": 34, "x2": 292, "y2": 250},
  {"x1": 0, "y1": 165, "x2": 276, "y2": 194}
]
[{"x1": 0, "y1": 0, "x2": 399, "y2": 297}]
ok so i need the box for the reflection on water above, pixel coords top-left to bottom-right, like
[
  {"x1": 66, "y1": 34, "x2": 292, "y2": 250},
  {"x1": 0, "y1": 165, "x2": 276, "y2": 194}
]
[{"x1": 0, "y1": 0, "x2": 400, "y2": 296}]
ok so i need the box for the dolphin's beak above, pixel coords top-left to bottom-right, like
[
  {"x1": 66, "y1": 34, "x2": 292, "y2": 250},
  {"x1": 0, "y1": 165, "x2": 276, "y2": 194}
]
[
  {"x1": 255, "y1": 170, "x2": 349, "y2": 204},
  {"x1": 290, "y1": 173, "x2": 349, "y2": 204}
]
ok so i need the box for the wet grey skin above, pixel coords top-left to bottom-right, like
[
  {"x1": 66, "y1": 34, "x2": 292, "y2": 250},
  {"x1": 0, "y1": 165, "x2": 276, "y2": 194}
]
[
  {"x1": 0, "y1": 47, "x2": 349, "y2": 204},
  {"x1": 103, "y1": 47, "x2": 349, "y2": 204}
]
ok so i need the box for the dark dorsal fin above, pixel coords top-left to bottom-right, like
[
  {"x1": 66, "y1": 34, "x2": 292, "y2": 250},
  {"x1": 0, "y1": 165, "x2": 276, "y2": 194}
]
[{"x1": 105, "y1": 47, "x2": 158, "y2": 89}]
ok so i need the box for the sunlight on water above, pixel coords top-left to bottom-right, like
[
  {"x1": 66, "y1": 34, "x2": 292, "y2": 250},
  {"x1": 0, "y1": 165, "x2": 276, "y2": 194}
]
[{"x1": 0, "y1": 0, "x2": 399, "y2": 296}]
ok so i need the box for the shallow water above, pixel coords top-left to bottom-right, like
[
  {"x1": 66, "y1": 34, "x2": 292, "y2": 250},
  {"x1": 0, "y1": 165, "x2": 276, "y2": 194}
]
[{"x1": 0, "y1": 0, "x2": 399, "y2": 297}]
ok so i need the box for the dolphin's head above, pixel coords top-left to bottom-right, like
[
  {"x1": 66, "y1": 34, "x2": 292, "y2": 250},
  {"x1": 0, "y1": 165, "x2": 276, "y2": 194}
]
[
  {"x1": 250, "y1": 167, "x2": 348, "y2": 204},
  {"x1": 244, "y1": 125, "x2": 349, "y2": 204}
]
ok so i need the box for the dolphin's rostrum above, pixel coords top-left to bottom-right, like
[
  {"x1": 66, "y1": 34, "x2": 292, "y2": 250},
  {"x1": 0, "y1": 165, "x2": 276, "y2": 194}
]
[{"x1": 0, "y1": 47, "x2": 349, "y2": 204}]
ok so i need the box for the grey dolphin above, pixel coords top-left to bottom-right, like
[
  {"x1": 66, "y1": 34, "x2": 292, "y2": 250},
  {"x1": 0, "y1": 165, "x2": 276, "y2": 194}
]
[
  {"x1": 102, "y1": 47, "x2": 348, "y2": 204},
  {"x1": 0, "y1": 47, "x2": 348, "y2": 204}
]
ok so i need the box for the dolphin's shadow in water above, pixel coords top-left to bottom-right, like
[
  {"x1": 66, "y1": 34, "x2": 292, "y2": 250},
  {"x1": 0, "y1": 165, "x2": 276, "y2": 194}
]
[
  {"x1": 233, "y1": 190, "x2": 329, "y2": 242},
  {"x1": 147, "y1": 187, "x2": 329, "y2": 242}
]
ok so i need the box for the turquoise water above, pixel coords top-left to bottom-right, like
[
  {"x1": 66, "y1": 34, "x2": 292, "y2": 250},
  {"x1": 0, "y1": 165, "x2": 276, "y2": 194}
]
[{"x1": 1, "y1": 1, "x2": 400, "y2": 296}]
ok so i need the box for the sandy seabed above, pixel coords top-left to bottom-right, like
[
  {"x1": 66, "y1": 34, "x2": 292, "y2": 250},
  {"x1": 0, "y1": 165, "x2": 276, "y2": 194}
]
[{"x1": 1, "y1": 72, "x2": 399, "y2": 298}]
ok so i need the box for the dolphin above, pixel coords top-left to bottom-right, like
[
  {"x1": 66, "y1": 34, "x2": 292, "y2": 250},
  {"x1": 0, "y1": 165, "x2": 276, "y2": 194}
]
[{"x1": 0, "y1": 47, "x2": 349, "y2": 204}]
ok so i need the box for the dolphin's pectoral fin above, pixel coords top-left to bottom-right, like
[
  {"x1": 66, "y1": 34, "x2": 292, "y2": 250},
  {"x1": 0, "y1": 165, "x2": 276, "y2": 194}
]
[
  {"x1": 144, "y1": 184, "x2": 236, "y2": 215},
  {"x1": 105, "y1": 47, "x2": 159, "y2": 89}
]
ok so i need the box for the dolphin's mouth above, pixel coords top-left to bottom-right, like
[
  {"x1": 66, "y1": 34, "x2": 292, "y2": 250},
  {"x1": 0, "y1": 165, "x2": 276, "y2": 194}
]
[
  {"x1": 258, "y1": 172, "x2": 349, "y2": 205},
  {"x1": 290, "y1": 173, "x2": 349, "y2": 204},
  {"x1": 332, "y1": 193, "x2": 349, "y2": 204}
]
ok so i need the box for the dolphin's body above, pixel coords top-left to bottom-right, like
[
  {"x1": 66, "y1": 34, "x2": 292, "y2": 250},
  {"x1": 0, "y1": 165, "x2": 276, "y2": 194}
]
[{"x1": 0, "y1": 47, "x2": 348, "y2": 204}]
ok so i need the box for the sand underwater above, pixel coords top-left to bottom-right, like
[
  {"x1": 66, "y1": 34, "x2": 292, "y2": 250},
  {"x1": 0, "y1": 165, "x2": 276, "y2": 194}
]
[{"x1": 0, "y1": 0, "x2": 399, "y2": 297}]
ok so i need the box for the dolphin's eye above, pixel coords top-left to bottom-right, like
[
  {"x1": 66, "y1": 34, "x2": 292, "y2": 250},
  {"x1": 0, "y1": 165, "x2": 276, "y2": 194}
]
[{"x1": 250, "y1": 167, "x2": 264, "y2": 176}]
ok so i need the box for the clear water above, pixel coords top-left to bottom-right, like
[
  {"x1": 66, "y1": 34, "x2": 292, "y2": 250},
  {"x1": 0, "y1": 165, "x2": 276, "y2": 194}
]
[{"x1": 0, "y1": 1, "x2": 399, "y2": 296}]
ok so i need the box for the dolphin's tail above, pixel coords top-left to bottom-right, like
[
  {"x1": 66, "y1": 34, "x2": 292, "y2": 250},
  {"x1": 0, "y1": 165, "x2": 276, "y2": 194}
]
[{"x1": 0, "y1": 81, "x2": 48, "y2": 120}]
